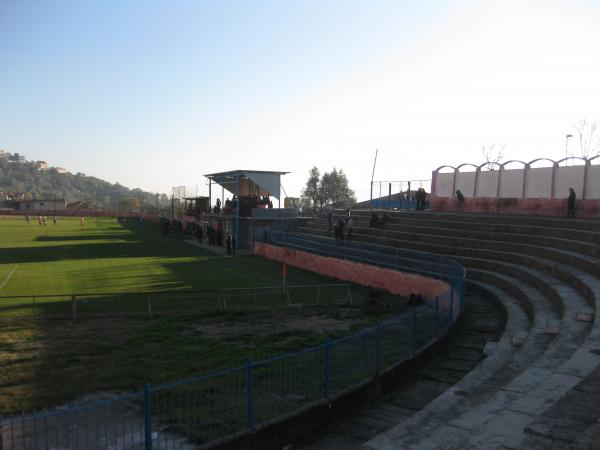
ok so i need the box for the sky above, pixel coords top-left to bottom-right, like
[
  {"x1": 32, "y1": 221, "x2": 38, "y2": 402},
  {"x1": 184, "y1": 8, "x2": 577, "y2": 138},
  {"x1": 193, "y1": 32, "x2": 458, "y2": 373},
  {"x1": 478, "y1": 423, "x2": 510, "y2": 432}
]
[{"x1": 1, "y1": 0, "x2": 600, "y2": 201}]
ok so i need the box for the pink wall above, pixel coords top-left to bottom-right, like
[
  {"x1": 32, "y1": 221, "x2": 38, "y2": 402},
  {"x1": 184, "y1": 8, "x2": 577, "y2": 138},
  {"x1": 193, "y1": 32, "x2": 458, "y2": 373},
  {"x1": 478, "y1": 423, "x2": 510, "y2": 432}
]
[
  {"x1": 430, "y1": 196, "x2": 600, "y2": 218},
  {"x1": 254, "y1": 242, "x2": 449, "y2": 299}
]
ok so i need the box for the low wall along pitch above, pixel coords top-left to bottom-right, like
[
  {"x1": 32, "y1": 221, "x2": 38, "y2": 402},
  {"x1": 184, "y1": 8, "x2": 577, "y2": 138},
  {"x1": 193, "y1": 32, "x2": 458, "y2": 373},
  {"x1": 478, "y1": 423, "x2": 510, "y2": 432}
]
[{"x1": 254, "y1": 242, "x2": 449, "y2": 301}]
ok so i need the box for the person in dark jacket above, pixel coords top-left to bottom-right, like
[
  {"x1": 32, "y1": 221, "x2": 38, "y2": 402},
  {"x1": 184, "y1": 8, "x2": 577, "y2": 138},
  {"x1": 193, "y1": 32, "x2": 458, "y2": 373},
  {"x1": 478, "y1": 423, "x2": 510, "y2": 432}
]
[
  {"x1": 456, "y1": 190, "x2": 465, "y2": 213},
  {"x1": 369, "y1": 211, "x2": 379, "y2": 227},
  {"x1": 346, "y1": 217, "x2": 353, "y2": 239},
  {"x1": 567, "y1": 188, "x2": 576, "y2": 218},
  {"x1": 337, "y1": 218, "x2": 345, "y2": 240},
  {"x1": 416, "y1": 188, "x2": 426, "y2": 210}
]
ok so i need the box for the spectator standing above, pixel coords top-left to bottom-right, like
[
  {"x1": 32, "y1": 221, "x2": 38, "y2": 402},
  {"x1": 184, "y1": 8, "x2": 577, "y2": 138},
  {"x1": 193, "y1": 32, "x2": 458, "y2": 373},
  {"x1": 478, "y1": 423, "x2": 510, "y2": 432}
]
[
  {"x1": 456, "y1": 190, "x2": 465, "y2": 213},
  {"x1": 369, "y1": 211, "x2": 378, "y2": 227},
  {"x1": 567, "y1": 188, "x2": 576, "y2": 218},
  {"x1": 327, "y1": 208, "x2": 333, "y2": 232},
  {"x1": 347, "y1": 217, "x2": 353, "y2": 239},
  {"x1": 337, "y1": 218, "x2": 345, "y2": 240},
  {"x1": 416, "y1": 188, "x2": 426, "y2": 210}
]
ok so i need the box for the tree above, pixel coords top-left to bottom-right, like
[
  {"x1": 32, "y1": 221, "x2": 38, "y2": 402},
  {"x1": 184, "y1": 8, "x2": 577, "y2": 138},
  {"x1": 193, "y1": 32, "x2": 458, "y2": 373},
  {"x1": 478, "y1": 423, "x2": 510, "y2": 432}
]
[
  {"x1": 481, "y1": 141, "x2": 506, "y2": 170},
  {"x1": 573, "y1": 118, "x2": 600, "y2": 159},
  {"x1": 118, "y1": 197, "x2": 140, "y2": 211},
  {"x1": 300, "y1": 166, "x2": 356, "y2": 216}
]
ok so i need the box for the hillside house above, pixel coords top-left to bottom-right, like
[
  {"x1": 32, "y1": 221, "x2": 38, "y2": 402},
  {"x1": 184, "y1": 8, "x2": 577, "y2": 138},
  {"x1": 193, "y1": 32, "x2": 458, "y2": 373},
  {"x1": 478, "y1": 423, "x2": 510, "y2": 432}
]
[{"x1": 16, "y1": 198, "x2": 67, "y2": 212}]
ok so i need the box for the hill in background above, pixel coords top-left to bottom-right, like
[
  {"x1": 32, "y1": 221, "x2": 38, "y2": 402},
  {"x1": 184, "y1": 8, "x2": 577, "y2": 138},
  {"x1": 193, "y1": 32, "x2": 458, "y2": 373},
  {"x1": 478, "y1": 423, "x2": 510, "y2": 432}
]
[{"x1": 0, "y1": 150, "x2": 169, "y2": 210}]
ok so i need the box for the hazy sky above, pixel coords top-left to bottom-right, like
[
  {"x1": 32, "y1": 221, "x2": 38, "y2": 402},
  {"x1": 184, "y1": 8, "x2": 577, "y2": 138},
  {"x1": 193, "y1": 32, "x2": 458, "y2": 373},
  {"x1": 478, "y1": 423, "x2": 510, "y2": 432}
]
[{"x1": 1, "y1": 0, "x2": 599, "y2": 200}]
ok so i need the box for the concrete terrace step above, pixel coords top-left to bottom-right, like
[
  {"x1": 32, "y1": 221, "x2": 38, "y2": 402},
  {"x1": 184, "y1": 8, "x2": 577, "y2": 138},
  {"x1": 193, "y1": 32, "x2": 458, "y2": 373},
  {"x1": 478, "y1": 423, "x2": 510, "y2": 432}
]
[
  {"x1": 295, "y1": 211, "x2": 600, "y2": 449},
  {"x1": 323, "y1": 212, "x2": 600, "y2": 245},
  {"x1": 338, "y1": 209, "x2": 600, "y2": 233},
  {"x1": 299, "y1": 292, "x2": 506, "y2": 450},
  {"x1": 297, "y1": 224, "x2": 600, "y2": 279},
  {"x1": 296, "y1": 224, "x2": 597, "y2": 365},
  {"x1": 519, "y1": 363, "x2": 600, "y2": 449},
  {"x1": 323, "y1": 219, "x2": 600, "y2": 258},
  {"x1": 305, "y1": 218, "x2": 600, "y2": 248}
]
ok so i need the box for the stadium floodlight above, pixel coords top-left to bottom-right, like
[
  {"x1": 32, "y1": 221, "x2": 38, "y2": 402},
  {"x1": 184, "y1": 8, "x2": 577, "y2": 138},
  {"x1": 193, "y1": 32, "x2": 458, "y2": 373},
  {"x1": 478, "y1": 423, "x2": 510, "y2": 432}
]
[{"x1": 565, "y1": 134, "x2": 573, "y2": 166}]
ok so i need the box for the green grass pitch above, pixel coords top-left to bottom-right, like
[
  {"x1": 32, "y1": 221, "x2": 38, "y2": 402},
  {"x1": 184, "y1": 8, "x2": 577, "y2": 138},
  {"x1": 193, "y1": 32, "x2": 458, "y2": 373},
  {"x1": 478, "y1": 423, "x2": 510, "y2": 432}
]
[
  {"x1": 0, "y1": 216, "x2": 405, "y2": 415},
  {"x1": 0, "y1": 215, "x2": 337, "y2": 296}
]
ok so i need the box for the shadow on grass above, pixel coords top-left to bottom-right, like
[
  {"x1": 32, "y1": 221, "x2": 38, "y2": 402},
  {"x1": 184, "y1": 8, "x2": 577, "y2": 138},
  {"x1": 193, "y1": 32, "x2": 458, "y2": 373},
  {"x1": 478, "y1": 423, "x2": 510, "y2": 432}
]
[{"x1": 34, "y1": 233, "x2": 137, "y2": 242}]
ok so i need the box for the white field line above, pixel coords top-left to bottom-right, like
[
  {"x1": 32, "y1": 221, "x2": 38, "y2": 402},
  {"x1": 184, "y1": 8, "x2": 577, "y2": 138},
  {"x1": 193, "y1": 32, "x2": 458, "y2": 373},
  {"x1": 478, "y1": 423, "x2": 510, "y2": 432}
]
[{"x1": 0, "y1": 265, "x2": 18, "y2": 290}]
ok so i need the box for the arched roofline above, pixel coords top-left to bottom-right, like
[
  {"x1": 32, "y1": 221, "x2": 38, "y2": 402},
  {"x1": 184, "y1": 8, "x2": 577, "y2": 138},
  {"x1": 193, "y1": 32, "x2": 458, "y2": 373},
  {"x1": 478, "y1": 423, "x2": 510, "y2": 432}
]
[
  {"x1": 456, "y1": 163, "x2": 478, "y2": 172},
  {"x1": 500, "y1": 159, "x2": 528, "y2": 168},
  {"x1": 528, "y1": 157, "x2": 558, "y2": 167},
  {"x1": 556, "y1": 156, "x2": 587, "y2": 165},
  {"x1": 477, "y1": 161, "x2": 502, "y2": 171},
  {"x1": 434, "y1": 165, "x2": 457, "y2": 173}
]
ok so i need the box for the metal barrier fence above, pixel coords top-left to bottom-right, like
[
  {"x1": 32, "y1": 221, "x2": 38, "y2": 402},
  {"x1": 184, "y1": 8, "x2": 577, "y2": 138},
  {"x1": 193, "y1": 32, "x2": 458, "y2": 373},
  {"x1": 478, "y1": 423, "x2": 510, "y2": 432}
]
[
  {"x1": 1, "y1": 233, "x2": 465, "y2": 450},
  {"x1": 370, "y1": 198, "x2": 421, "y2": 210},
  {"x1": 0, "y1": 284, "x2": 353, "y2": 319}
]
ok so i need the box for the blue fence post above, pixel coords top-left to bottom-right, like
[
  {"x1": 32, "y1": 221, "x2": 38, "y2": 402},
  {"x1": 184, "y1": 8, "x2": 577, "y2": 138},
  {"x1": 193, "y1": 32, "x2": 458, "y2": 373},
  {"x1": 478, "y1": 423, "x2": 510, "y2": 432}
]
[
  {"x1": 247, "y1": 356, "x2": 254, "y2": 430},
  {"x1": 324, "y1": 339, "x2": 331, "y2": 399},
  {"x1": 449, "y1": 285, "x2": 455, "y2": 324},
  {"x1": 411, "y1": 309, "x2": 417, "y2": 354},
  {"x1": 375, "y1": 324, "x2": 382, "y2": 375},
  {"x1": 0, "y1": 415, "x2": 3, "y2": 450},
  {"x1": 434, "y1": 296, "x2": 439, "y2": 335},
  {"x1": 143, "y1": 384, "x2": 152, "y2": 450},
  {"x1": 461, "y1": 279, "x2": 465, "y2": 312}
]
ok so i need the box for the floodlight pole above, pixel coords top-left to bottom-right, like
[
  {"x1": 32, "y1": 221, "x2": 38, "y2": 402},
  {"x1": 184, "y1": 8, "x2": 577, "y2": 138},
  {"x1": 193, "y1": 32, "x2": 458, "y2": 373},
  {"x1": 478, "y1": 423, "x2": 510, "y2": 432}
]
[
  {"x1": 370, "y1": 149, "x2": 379, "y2": 208},
  {"x1": 236, "y1": 175, "x2": 240, "y2": 250},
  {"x1": 208, "y1": 179, "x2": 212, "y2": 213},
  {"x1": 565, "y1": 134, "x2": 573, "y2": 167}
]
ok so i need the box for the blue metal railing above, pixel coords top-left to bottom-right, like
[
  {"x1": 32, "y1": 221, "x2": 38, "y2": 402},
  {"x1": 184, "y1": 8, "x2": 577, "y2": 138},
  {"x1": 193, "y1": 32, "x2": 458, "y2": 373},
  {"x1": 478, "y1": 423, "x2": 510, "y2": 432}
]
[{"x1": 1, "y1": 231, "x2": 465, "y2": 449}]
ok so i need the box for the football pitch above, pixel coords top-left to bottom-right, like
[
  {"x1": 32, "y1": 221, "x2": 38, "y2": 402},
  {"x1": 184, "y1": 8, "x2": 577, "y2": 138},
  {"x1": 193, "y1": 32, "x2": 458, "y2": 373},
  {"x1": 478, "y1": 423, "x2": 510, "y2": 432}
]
[
  {"x1": 0, "y1": 217, "x2": 405, "y2": 415},
  {"x1": 0, "y1": 216, "x2": 337, "y2": 296}
]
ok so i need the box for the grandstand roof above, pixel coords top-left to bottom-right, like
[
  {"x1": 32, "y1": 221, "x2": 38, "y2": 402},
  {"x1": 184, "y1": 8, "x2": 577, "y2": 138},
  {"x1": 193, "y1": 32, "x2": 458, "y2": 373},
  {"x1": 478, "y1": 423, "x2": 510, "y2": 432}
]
[{"x1": 204, "y1": 170, "x2": 289, "y2": 200}]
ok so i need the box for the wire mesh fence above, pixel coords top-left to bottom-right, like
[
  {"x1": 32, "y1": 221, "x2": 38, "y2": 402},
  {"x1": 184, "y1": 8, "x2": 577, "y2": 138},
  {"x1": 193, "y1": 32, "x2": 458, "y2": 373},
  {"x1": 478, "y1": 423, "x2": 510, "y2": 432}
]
[
  {"x1": 0, "y1": 283, "x2": 354, "y2": 320},
  {"x1": 1, "y1": 392, "x2": 146, "y2": 450},
  {"x1": 1, "y1": 232, "x2": 464, "y2": 450}
]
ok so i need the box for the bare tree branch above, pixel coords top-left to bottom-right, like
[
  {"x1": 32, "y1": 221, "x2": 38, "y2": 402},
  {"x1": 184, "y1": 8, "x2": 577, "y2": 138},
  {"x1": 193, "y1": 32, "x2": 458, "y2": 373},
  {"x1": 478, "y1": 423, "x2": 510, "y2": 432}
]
[
  {"x1": 481, "y1": 140, "x2": 506, "y2": 170},
  {"x1": 573, "y1": 117, "x2": 600, "y2": 159}
]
